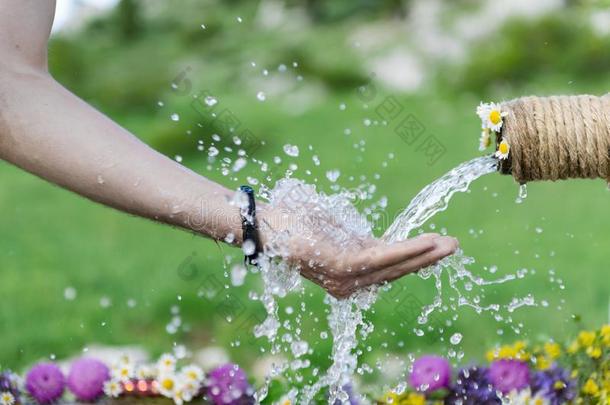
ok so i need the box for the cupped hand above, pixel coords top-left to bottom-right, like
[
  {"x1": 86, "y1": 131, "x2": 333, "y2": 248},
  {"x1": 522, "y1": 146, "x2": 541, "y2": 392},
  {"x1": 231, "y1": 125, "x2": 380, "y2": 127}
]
[{"x1": 258, "y1": 206, "x2": 458, "y2": 298}]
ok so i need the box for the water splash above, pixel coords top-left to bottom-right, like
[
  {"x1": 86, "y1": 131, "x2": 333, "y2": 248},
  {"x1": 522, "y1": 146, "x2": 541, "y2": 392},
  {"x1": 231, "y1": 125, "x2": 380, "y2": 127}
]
[
  {"x1": 383, "y1": 156, "x2": 498, "y2": 242},
  {"x1": 240, "y1": 154, "x2": 537, "y2": 403}
]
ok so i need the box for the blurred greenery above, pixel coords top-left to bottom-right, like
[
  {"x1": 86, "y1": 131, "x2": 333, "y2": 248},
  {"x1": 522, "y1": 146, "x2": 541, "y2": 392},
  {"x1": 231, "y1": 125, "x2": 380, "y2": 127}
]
[{"x1": 2, "y1": 0, "x2": 610, "y2": 396}]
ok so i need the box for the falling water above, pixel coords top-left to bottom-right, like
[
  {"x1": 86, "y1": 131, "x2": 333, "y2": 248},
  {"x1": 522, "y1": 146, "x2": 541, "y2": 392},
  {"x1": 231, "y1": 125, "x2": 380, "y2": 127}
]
[
  {"x1": 383, "y1": 156, "x2": 498, "y2": 242},
  {"x1": 383, "y1": 155, "x2": 536, "y2": 331},
  {"x1": 243, "y1": 154, "x2": 543, "y2": 404}
]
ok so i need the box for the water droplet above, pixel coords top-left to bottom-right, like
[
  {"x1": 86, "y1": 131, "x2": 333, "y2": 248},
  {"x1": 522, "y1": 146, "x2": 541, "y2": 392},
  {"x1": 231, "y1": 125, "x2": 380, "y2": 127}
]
[
  {"x1": 175, "y1": 155, "x2": 183, "y2": 163},
  {"x1": 242, "y1": 240, "x2": 256, "y2": 255},
  {"x1": 100, "y1": 296, "x2": 111, "y2": 308},
  {"x1": 515, "y1": 184, "x2": 527, "y2": 203},
  {"x1": 256, "y1": 91, "x2": 266, "y2": 101},
  {"x1": 326, "y1": 170, "x2": 340, "y2": 183},
  {"x1": 450, "y1": 333, "x2": 462, "y2": 345},
  {"x1": 283, "y1": 144, "x2": 299, "y2": 157},
  {"x1": 204, "y1": 96, "x2": 218, "y2": 106},
  {"x1": 64, "y1": 287, "x2": 77, "y2": 300},
  {"x1": 170, "y1": 113, "x2": 180, "y2": 121}
]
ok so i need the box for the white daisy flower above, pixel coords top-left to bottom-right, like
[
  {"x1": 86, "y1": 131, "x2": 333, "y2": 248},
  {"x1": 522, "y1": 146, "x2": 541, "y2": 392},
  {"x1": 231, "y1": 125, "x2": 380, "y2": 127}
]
[
  {"x1": 158, "y1": 353, "x2": 177, "y2": 373},
  {"x1": 495, "y1": 139, "x2": 510, "y2": 160},
  {"x1": 103, "y1": 380, "x2": 123, "y2": 398},
  {"x1": 112, "y1": 363, "x2": 135, "y2": 383},
  {"x1": 477, "y1": 101, "x2": 508, "y2": 132},
  {"x1": 172, "y1": 388, "x2": 186, "y2": 405},
  {"x1": 180, "y1": 379, "x2": 200, "y2": 400},
  {"x1": 505, "y1": 388, "x2": 549, "y2": 404},
  {"x1": 181, "y1": 365, "x2": 204, "y2": 383},
  {"x1": 157, "y1": 373, "x2": 178, "y2": 398},
  {"x1": 136, "y1": 364, "x2": 157, "y2": 380},
  {"x1": 0, "y1": 392, "x2": 15, "y2": 405},
  {"x1": 479, "y1": 128, "x2": 492, "y2": 151}
]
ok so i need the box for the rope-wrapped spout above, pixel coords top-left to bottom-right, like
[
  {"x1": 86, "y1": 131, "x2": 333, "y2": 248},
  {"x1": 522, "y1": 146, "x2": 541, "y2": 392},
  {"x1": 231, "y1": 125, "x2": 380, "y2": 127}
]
[{"x1": 497, "y1": 94, "x2": 610, "y2": 183}]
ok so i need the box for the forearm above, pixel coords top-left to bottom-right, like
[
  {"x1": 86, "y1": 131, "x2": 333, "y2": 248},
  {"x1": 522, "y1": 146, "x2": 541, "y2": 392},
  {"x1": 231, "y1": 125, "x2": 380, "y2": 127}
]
[{"x1": 0, "y1": 66, "x2": 244, "y2": 243}]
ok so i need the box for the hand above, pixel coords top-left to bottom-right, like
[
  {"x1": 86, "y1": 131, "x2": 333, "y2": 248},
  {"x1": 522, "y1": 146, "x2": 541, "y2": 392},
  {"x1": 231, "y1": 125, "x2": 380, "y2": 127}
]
[{"x1": 258, "y1": 205, "x2": 458, "y2": 299}]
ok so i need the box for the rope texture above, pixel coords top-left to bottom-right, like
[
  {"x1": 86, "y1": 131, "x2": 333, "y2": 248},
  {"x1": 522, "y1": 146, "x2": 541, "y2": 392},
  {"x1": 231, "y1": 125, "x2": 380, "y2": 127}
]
[{"x1": 498, "y1": 94, "x2": 610, "y2": 183}]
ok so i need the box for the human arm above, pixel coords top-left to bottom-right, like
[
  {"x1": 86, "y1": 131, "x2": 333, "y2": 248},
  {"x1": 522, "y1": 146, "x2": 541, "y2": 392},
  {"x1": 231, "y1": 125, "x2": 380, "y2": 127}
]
[{"x1": 0, "y1": 0, "x2": 458, "y2": 297}]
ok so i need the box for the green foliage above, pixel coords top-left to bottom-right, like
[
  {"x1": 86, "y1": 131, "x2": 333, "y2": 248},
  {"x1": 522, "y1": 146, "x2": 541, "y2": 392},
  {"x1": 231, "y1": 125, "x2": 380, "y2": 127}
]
[{"x1": 445, "y1": 13, "x2": 610, "y2": 95}]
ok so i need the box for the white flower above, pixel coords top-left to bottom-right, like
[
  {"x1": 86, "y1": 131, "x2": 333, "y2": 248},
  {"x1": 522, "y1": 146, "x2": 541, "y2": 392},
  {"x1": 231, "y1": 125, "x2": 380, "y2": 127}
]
[
  {"x1": 112, "y1": 362, "x2": 135, "y2": 383},
  {"x1": 0, "y1": 392, "x2": 15, "y2": 405},
  {"x1": 172, "y1": 388, "x2": 186, "y2": 405},
  {"x1": 479, "y1": 128, "x2": 492, "y2": 151},
  {"x1": 495, "y1": 139, "x2": 510, "y2": 160},
  {"x1": 179, "y1": 379, "x2": 201, "y2": 401},
  {"x1": 504, "y1": 388, "x2": 549, "y2": 404},
  {"x1": 169, "y1": 377, "x2": 200, "y2": 405},
  {"x1": 158, "y1": 353, "x2": 177, "y2": 373},
  {"x1": 157, "y1": 373, "x2": 178, "y2": 398},
  {"x1": 103, "y1": 380, "x2": 123, "y2": 398},
  {"x1": 477, "y1": 101, "x2": 508, "y2": 132},
  {"x1": 136, "y1": 364, "x2": 157, "y2": 380},
  {"x1": 118, "y1": 353, "x2": 132, "y2": 365},
  {"x1": 181, "y1": 365, "x2": 204, "y2": 383}
]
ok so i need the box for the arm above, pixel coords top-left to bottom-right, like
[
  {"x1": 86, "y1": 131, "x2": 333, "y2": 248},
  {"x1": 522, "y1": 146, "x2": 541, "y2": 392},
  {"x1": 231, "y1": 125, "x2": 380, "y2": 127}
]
[
  {"x1": 0, "y1": 0, "x2": 241, "y2": 243},
  {"x1": 0, "y1": 1, "x2": 458, "y2": 297}
]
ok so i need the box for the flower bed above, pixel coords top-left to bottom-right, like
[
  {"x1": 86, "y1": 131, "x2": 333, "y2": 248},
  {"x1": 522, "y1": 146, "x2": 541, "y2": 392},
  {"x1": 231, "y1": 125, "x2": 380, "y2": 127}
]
[
  {"x1": 2, "y1": 324, "x2": 609, "y2": 405},
  {"x1": 379, "y1": 324, "x2": 610, "y2": 404}
]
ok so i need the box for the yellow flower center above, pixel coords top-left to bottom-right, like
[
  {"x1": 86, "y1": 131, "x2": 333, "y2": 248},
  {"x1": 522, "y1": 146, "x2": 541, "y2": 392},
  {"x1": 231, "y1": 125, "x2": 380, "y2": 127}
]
[
  {"x1": 162, "y1": 378, "x2": 174, "y2": 390},
  {"x1": 489, "y1": 110, "x2": 502, "y2": 125},
  {"x1": 499, "y1": 141, "x2": 509, "y2": 155},
  {"x1": 187, "y1": 371, "x2": 197, "y2": 380},
  {"x1": 554, "y1": 380, "x2": 566, "y2": 390}
]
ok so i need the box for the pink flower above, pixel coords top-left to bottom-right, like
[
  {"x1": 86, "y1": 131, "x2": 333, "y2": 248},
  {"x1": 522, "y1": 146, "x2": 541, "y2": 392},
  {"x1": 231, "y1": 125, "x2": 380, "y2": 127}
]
[
  {"x1": 489, "y1": 359, "x2": 530, "y2": 394},
  {"x1": 409, "y1": 355, "x2": 452, "y2": 392},
  {"x1": 25, "y1": 363, "x2": 65, "y2": 404},
  {"x1": 67, "y1": 358, "x2": 110, "y2": 402}
]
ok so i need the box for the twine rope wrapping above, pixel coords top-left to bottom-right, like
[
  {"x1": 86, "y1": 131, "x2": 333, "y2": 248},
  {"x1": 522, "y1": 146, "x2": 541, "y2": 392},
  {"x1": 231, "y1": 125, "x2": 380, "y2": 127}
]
[{"x1": 498, "y1": 94, "x2": 610, "y2": 183}]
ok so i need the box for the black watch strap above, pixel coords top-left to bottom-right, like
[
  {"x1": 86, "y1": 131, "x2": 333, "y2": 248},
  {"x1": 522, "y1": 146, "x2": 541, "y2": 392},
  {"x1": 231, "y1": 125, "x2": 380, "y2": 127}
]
[{"x1": 239, "y1": 185, "x2": 263, "y2": 265}]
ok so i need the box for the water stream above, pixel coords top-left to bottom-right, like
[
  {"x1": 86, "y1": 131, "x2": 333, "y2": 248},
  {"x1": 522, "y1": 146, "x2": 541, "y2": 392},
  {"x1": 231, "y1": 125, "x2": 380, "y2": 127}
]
[{"x1": 240, "y1": 154, "x2": 541, "y2": 404}]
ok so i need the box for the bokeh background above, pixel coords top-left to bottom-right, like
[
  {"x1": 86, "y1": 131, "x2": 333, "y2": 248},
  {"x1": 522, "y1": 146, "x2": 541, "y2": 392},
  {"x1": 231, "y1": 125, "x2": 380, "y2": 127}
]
[{"x1": 2, "y1": 0, "x2": 610, "y2": 395}]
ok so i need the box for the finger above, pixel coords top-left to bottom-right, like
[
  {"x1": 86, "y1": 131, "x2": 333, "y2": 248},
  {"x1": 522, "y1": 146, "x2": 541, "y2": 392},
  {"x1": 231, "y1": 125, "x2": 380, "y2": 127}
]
[
  {"x1": 357, "y1": 236, "x2": 458, "y2": 287},
  {"x1": 349, "y1": 233, "x2": 440, "y2": 274}
]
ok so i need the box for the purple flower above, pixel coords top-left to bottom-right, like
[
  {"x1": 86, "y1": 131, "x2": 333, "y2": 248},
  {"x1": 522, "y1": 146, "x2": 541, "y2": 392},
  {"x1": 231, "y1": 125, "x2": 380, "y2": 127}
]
[
  {"x1": 66, "y1": 358, "x2": 110, "y2": 402},
  {"x1": 531, "y1": 365, "x2": 577, "y2": 405},
  {"x1": 205, "y1": 363, "x2": 253, "y2": 405},
  {"x1": 445, "y1": 366, "x2": 501, "y2": 405},
  {"x1": 488, "y1": 359, "x2": 530, "y2": 394},
  {"x1": 409, "y1": 355, "x2": 452, "y2": 392},
  {"x1": 0, "y1": 372, "x2": 21, "y2": 402},
  {"x1": 25, "y1": 363, "x2": 65, "y2": 404}
]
